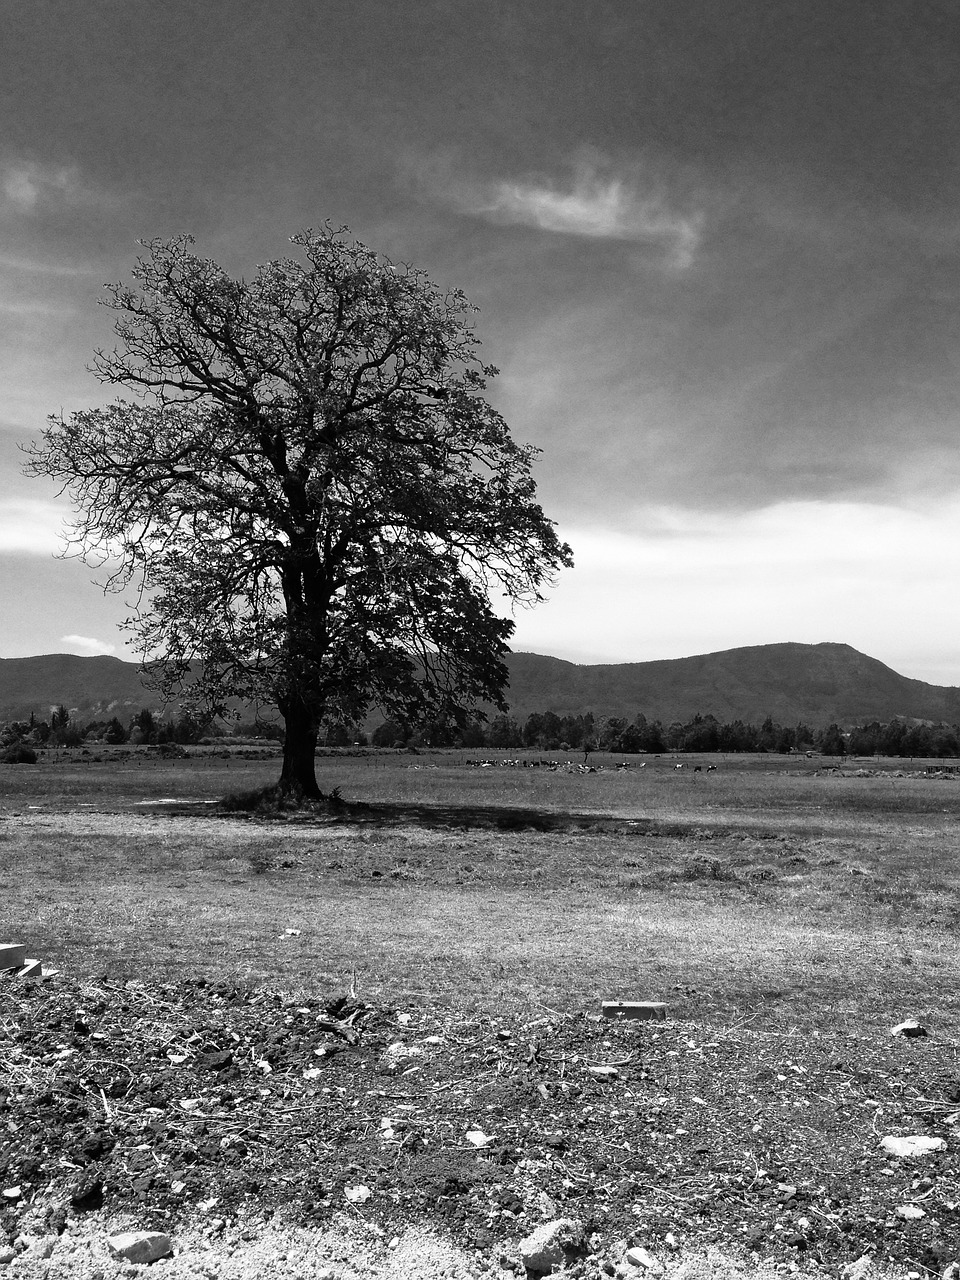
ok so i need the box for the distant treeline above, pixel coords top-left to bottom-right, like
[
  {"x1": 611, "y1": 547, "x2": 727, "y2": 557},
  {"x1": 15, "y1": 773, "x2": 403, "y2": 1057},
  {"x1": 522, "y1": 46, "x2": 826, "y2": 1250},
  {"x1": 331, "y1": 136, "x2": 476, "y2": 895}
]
[
  {"x1": 373, "y1": 711, "x2": 960, "y2": 758},
  {"x1": 0, "y1": 706, "x2": 284, "y2": 750},
  {"x1": 4, "y1": 705, "x2": 960, "y2": 759}
]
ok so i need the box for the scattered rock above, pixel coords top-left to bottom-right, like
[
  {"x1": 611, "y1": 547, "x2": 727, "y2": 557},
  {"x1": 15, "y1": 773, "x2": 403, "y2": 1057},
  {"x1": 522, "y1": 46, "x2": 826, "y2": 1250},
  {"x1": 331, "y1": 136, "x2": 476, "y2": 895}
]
[
  {"x1": 895, "y1": 1203, "x2": 926, "y2": 1219},
  {"x1": 465, "y1": 1128, "x2": 494, "y2": 1147},
  {"x1": 0, "y1": 1248, "x2": 15, "y2": 1266},
  {"x1": 107, "y1": 1231, "x2": 173, "y2": 1264},
  {"x1": 891, "y1": 1020, "x2": 928, "y2": 1038},
  {"x1": 519, "y1": 1218, "x2": 585, "y2": 1275},
  {"x1": 377, "y1": 1041, "x2": 423, "y2": 1075},
  {"x1": 625, "y1": 1245, "x2": 664, "y2": 1273},
  {"x1": 842, "y1": 1256, "x2": 875, "y2": 1280},
  {"x1": 880, "y1": 1135, "x2": 947, "y2": 1158}
]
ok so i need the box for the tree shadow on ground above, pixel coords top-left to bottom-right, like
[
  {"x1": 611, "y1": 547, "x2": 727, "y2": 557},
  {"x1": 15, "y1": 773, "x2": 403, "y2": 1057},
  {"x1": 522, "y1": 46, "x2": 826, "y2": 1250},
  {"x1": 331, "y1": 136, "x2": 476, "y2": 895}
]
[
  {"x1": 335, "y1": 800, "x2": 691, "y2": 835},
  {"x1": 174, "y1": 794, "x2": 694, "y2": 836}
]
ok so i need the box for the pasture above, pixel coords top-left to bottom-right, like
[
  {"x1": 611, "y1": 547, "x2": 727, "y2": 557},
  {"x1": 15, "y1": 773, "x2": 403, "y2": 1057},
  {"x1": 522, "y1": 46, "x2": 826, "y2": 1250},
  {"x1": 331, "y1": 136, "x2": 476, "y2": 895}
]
[{"x1": 3, "y1": 748, "x2": 959, "y2": 1031}]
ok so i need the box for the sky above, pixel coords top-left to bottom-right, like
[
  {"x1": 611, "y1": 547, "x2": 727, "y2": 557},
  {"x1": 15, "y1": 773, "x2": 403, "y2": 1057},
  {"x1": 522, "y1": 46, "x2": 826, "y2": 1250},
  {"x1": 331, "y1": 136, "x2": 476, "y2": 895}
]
[{"x1": 3, "y1": 0, "x2": 960, "y2": 682}]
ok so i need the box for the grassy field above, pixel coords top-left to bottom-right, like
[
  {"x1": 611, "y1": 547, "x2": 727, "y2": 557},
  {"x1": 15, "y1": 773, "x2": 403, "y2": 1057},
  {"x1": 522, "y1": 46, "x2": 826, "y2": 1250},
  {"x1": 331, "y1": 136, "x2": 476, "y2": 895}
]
[{"x1": 2, "y1": 748, "x2": 959, "y2": 1031}]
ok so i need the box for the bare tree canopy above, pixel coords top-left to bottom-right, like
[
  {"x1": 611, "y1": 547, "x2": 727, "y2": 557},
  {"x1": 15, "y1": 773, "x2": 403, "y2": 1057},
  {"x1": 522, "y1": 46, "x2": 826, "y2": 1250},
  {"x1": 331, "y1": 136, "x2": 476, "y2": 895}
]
[{"x1": 26, "y1": 227, "x2": 572, "y2": 797}]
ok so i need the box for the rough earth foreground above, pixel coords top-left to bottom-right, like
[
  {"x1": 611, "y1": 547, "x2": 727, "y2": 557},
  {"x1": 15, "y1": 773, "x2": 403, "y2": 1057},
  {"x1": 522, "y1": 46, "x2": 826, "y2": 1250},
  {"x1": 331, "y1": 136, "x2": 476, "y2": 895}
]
[{"x1": 1, "y1": 974, "x2": 957, "y2": 1278}]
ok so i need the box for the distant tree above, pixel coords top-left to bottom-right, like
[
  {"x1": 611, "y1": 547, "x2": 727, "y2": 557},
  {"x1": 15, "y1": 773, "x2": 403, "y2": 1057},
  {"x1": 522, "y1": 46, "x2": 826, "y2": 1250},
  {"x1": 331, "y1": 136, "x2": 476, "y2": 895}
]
[
  {"x1": 848, "y1": 721, "x2": 882, "y2": 756},
  {"x1": 559, "y1": 714, "x2": 584, "y2": 750},
  {"x1": 26, "y1": 228, "x2": 571, "y2": 800},
  {"x1": 773, "y1": 725, "x2": 795, "y2": 753},
  {"x1": 1, "y1": 721, "x2": 30, "y2": 746},
  {"x1": 104, "y1": 717, "x2": 128, "y2": 744},
  {"x1": 371, "y1": 720, "x2": 405, "y2": 748},
  {"x1": 522, "y1": 713, "x2": 544, "y2": 748},
  {"x1": 819, "y1": 723, "x2": 846, "y2": 756},
  {"x1": 488, "y1": 714, "x2": 522, "y2": 749},
  {"x1": 130, "y1": 708, "x2": 156, "y2": 744},
  {"x1": 756, "y1": 716, "x2": 780, "y2": 753},
  {"x1": 458, "y1": 719, "x2": 487, "y2": 748},
  {"x1": 681, "y1": 713, "x2": 720, "y2": 753},
  {"x1": 50, "y1": 705, "x2": 70, "y2": 744},
  {"x1": 323, "y1": 722, "x2": 351, "y2": 748}
]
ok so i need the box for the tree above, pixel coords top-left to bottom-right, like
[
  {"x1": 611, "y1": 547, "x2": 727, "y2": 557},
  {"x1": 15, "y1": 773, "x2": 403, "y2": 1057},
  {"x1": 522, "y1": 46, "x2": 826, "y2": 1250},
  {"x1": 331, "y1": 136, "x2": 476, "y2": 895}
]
[
  {"x1": 104, "y1": 717, "x2": 128, "y2": 744},
  {"x1": 819, "y1": 723, "x2": 846, "y2": 757},
  {"x1": 27, "y1": 228, "x2": 571, "y2": 799}
]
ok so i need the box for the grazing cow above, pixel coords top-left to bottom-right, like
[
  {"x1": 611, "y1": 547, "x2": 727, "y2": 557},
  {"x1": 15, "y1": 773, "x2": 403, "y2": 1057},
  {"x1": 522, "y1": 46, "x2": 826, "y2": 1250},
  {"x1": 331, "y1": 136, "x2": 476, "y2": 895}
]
[
  {"x1": 706, "y1": 764, "x2": 718, "y2": 773},
  {"x1": 675, "y1": 763, "x2": 684, "y2": 770},
  {"x1": 693, "y1": 765, "x2": 702, "y2": 773}
]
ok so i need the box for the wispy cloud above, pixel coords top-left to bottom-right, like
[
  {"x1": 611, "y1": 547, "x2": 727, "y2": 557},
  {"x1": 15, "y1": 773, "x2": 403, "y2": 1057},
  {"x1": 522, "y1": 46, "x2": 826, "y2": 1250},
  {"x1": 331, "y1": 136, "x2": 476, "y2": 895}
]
[
  {"x1": 478, "y1": 168, "x2": 703, "y2": 266},
  {"x1": 0, "y1": 159, "x2": 122, "y2": 223},
  {"x1": 411, "y1": 152, "x2": 704, "y2": 268},
  {"x1": 60, "y1": 633, "x2": 118, "y2": 657},
  {"x1": 2, "y1": 160, "x2": 81, "y2": 212},
  {"x1": 0, "y1": 251, "x2": 99, "y2": 277},
  {"x1": 0, "y1": 499, "x2": 69, "y2": 554}
]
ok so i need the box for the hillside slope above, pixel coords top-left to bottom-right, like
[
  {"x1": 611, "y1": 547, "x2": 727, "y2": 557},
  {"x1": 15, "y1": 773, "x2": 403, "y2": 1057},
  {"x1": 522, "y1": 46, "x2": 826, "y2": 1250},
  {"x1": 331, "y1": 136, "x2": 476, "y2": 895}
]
[
  {"x1": 502, "y1": 642, "x2": 960, "y2": 726},
  {"x1": 0, "y1": 654, "x2": 161, "y2": 722},
  {"x1": 3, "y1": 643, "x2": 960, "y2": 728}
]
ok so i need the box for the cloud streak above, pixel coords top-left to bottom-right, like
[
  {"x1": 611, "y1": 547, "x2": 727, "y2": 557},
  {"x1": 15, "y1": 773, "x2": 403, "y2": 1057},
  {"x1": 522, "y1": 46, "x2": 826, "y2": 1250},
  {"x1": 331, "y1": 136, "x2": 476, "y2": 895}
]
[
  {"x1": 479, "y1": 169, "x2": 702, "y2": 265},
  {"x1": 0, "y1": 499, "x2": 70, "y2": 554},
  {"x1": 508, "y1": 498, "x2": 960, "y2": 685},
  {"x1": 415, "y1": 153, "x2": 704, "y2": 268},
  {"x1": 60, "y1": 634, "x2": 118, "y2": 657},
  {"x1": 2, "y1": 161, "x2": 81, "y2": 213}
]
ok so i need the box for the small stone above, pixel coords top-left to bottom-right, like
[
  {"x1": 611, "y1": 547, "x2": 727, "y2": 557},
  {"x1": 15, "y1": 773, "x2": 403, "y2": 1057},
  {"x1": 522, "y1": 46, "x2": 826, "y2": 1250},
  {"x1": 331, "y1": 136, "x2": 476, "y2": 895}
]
[
  {"x1": 519, "y1": 1218, "x2": 585, "y2": 1275},
  {"x1": 0, "y1": 1248, "x2": 15, "y2": 1266},
  {"x1": 881, "y1": 1135, "x2": 947, "y2": 1158},
  {"x1": 625, "y1": 1246, "x2": 664, "y2": 1274},
  {"x1": 587, "y1": 1065, "x2": 619, "y2": 1079},
  {"x1": 896, "y1": 1203, "x2": 926, "y2": 1219},
  {"x1": 891, "y1": 1020, "x2": 928, "y2": 1038},
  {"x1": 108, "y1": 1232, "x2": 174, "y2": 1264},
  {"x1": 842, "y1": 1256, "x2": 875, "y2": 1280}
]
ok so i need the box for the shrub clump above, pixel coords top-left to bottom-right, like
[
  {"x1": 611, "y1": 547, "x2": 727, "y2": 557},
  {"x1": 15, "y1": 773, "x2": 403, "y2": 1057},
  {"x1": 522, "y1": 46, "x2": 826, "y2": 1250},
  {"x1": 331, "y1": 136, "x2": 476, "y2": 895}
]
[{"x1": 1, "y1": 742, "x2": 37, "y2": 764}]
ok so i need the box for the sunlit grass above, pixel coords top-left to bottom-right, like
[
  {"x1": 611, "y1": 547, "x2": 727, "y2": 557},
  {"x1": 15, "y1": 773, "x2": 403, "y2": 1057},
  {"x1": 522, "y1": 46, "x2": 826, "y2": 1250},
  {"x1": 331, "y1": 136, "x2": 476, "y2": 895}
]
[{"x1": 3, "y1": 745, "x2": 959, "y2": 1032}]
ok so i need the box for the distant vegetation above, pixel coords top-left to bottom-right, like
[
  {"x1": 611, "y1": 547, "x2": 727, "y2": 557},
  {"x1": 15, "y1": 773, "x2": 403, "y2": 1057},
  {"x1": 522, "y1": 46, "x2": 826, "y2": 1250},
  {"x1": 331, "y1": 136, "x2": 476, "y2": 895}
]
[
  {"x1": 5, "y1": 703, "x2": 959, "y2": 760},
  {"x1": 372, "y1": 709, "x2": 960, "y2": 757}
]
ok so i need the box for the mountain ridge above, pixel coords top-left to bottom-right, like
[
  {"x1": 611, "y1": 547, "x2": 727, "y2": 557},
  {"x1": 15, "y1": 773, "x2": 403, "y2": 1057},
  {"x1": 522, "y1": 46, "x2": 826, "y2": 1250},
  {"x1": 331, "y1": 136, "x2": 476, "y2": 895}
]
[{"x1": 1, "y1": 642, "x2": 959, "y2": 729}]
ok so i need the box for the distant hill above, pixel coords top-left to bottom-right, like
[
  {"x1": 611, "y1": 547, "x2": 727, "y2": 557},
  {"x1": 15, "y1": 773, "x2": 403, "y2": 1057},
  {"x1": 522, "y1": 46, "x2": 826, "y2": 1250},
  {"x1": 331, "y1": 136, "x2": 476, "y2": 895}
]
[
  {"x1": 2, "y1": 642, "x2": 960, "y2": 729},
  {"x1": 0, "y1": 654, "x2": 163, "y2": 723},
  {"x1": 502, "y1": 643, "x2": 960, "y2": 727}
]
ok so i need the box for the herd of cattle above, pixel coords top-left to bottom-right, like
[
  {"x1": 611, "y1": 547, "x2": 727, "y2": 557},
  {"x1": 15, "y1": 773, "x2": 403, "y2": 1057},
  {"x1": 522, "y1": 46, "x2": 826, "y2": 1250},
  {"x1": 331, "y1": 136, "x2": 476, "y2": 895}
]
[{"x1": 465, "y1": 758, "x2": 719, "y2": 774}]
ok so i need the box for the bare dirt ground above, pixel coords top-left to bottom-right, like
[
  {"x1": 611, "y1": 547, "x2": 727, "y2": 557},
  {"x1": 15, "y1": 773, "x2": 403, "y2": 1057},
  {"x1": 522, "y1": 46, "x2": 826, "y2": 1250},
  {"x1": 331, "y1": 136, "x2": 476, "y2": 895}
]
[{"x1": 2, "y1": 759, "x2": 959, "y2": 1277}]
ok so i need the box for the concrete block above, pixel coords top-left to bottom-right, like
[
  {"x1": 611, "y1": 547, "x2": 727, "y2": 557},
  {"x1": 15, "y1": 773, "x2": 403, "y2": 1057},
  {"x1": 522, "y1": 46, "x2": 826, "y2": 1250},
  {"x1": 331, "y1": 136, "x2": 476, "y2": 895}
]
[
  {"x1": 0, "y1": 944, "x2": 26, "y2": 971},
  {"x1": 18, "y1": 959, "x2": 42, "y2": 980},
  {"x1": 601, "y1": 1001, "x2": 667, "y2": 1021}
]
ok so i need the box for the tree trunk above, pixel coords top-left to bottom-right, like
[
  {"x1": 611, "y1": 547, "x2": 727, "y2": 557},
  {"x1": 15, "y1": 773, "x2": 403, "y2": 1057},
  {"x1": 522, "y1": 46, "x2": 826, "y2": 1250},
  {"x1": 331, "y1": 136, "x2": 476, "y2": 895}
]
[{"x1": 278, "y1": 696, "x2": 322, "y2": 799}]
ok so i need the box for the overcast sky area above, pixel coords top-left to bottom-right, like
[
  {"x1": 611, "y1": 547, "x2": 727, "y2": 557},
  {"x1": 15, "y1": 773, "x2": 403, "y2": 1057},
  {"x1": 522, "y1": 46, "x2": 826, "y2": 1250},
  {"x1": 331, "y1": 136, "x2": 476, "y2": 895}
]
[{"x1": 2, "y1": 0, "x2": 960, "y2": 682}]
